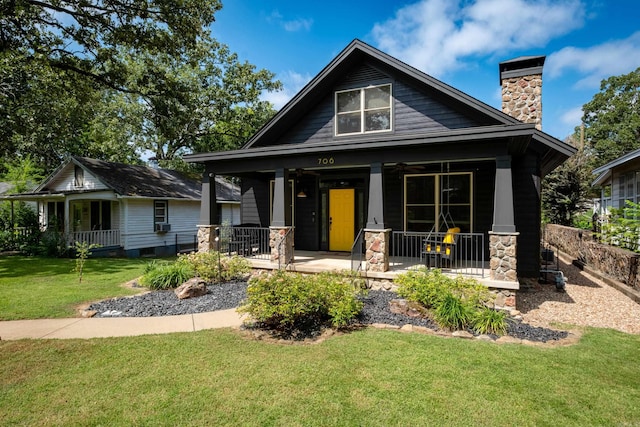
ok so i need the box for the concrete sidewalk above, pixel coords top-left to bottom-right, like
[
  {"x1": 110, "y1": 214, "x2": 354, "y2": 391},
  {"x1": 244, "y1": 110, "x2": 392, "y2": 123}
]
[{"x1": 0, "y1": 309, "x2": 244, "y2": 340}]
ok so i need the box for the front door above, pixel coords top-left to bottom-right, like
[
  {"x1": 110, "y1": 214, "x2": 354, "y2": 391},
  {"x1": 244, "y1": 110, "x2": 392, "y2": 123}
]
[{"x1": 329, "y1": 188, "x2": 355, "y2": 251}]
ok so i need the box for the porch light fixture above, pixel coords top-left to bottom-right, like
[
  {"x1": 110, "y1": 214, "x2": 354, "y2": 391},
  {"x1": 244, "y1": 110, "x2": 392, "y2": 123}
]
[{"x1": 296, "y1": 190, "x2": 307, "y2": 198}]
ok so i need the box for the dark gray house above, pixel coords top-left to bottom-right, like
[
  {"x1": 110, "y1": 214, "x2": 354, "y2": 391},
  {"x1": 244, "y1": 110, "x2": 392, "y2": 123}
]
[{"x1": 186, "y1": 40, "x2": 575, "y2": 281}]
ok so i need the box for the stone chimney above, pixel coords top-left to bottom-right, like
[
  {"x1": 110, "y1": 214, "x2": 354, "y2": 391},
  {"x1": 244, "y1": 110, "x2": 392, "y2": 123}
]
[{"x1": 499, "y1": 55, "x2": 545, "y2": 130}]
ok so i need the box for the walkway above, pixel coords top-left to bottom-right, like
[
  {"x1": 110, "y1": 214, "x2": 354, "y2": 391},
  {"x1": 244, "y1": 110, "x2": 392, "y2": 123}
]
[{"x1": 0, "y1": 308, "x2": 243, "y2": 340}]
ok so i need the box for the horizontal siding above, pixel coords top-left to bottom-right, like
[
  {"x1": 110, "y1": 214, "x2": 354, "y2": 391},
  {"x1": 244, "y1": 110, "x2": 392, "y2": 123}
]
[
  {"x1": 121, "y1": 199, "x2": 200, "y2": 250},
  {"x1": 272, "y1": 64, "x2": 481, "y2": 147}
]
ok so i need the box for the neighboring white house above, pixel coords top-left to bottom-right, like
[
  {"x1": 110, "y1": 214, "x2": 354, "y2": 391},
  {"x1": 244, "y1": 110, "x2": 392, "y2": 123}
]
[{"x1": 1, "y1": 156, "x2": 240, "y2": 257}]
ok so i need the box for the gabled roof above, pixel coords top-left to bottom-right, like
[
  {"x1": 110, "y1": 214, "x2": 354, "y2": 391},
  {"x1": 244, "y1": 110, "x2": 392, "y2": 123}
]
[
  {"x1": 185, "y1": 39, "x2": 575, "y2": 176},
  {"x1": 3, "y1": 157, "x2": 238, "y2": 203},
  {"x1": 241, "y1": 39, "x2": 521, "y2": 150},
  {"x1": 591, "y1": 148, "x2": 640, "y2": 187},
  {"x1": 592, "y1": 148, "x2": 640, "y2": 175}
]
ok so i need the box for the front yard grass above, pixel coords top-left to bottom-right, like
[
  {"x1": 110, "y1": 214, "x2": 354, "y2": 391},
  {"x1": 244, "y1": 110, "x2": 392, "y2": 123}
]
[
  {"x1": 0, "y1": 255, "x2": 150, "y2": 320},
  {"x1": 1, "y1": 327, "x2": 639, "y2": 426}
]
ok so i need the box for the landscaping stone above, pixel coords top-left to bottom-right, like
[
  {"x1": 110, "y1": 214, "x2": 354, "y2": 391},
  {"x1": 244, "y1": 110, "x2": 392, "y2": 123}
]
[
  {"x1": 452, "y1": 330, "x2": 474, "y2": 339},
  {"x1": 174, "y1": 278, "x2": 208, "y2": 300}
]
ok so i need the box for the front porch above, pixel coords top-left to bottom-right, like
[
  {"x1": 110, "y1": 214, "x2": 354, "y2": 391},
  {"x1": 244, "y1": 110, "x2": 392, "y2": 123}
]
[
  {"x1": 244, "y1": 250, "x2": 516, "y2": 290},
  {"x1": 212, "y1": 225, "x2": 516, "y2": 289}
]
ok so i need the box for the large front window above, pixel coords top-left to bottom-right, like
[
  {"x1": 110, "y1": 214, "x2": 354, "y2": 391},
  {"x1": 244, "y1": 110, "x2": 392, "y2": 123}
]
[
  {"x1": 336, "y1": 84, "x2": 392, "y2": 135},
  {"x1": 404, "y1": 173, "x2": 473, "y2": 232}
]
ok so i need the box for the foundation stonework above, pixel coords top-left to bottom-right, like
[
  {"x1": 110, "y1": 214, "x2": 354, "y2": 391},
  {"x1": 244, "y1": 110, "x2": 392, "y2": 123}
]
[
  {"x1": 269, "y1": 226, "x2": 294, "y2": 267},
  {"x1": 197, "y1": 225, "x2": 219, "y2": 252},
  {"x1": 501, "y1": 74, "x2": 543, "y2": 130},
  {"x1": 489, "y1": 232, "x2": 518, "y2": 282},
  {"x1": 365, "y1": 229, "x2": 391, "y2": 273}
]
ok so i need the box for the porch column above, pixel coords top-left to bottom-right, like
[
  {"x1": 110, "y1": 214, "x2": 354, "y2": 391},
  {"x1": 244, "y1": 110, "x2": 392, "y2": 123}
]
[
  {"x1": 64, "y1": 198, "x2": 70, "y2": 235},
  {"x1": 366, "y1": 162, "x2": 385, "y2": 229},
  {"x1": 365, "y1": 162, "x2": 390, "y2": 272},
  {"x1": 271, "y1": 168, "x2": 291, "y2": 227},
  {"x1": 490, "y1": 155, "x2": 518, "y2": 282},
  {"x1": 270, "y1": 168, "x2": 293, "y2": 266},
  {"x1": 197, "y1": 172, "x2": 219, "y2": 252}
]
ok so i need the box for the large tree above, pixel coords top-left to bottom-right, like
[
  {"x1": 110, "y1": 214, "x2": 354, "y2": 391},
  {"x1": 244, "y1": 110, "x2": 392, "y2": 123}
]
[
  {"x1": 0, "y1": 0, "x2": 281, "y2": 173},
  {"x1": 582, "y1": 67, "x2": 640, "y2": 169}
]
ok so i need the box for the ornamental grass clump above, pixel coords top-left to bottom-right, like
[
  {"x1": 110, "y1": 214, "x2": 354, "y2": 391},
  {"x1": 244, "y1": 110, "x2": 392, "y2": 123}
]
[
  {"x1": 139, "y1": 260, "x2": 194, "y2": 290},
  {"x1": 239, "y1": 270, "x2": 365, "y2": 336}
]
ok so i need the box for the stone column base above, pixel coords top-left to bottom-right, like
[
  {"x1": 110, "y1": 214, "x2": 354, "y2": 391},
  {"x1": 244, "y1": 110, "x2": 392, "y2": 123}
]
[
  {"x1": 365, "y1": 228, "x2": 391, "y2": 273},
  {"x1": 489, "y1": 232, "x2": 519, "y2": 281},
  {"x1": 270, "y1": 226, "x2": 294, "y2": 267},
  {"x1": 197, "y1": 225, "x2": 220, "y2": 253}
]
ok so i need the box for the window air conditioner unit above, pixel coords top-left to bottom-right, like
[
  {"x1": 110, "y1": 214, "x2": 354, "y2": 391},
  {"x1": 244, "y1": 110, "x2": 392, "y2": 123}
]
[{"x1": 155, "y1": 223, "x2": 171, "y2": 233}]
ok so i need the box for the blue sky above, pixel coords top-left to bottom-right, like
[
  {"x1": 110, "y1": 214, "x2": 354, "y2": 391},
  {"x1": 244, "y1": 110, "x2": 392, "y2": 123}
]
[{"x1": 212, "y1": 0, "x2": 639, "y2": 142}]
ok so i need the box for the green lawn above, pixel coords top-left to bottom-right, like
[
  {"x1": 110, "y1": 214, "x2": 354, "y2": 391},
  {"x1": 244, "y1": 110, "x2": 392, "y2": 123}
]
[
  {"x1": 0, "y1": 255, "x2": 150, "y2": 320},
  {"x1": 1, "y1": 327, "x2": 639, "y2": 426}
]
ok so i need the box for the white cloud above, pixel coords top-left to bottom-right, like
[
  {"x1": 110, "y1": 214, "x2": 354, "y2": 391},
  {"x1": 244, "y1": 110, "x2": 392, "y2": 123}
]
[
  {"x1": 261, "y1": 70, "x2": 312, "y2": 109},
  {"x1": 371, "y1": 0, "x2": 585, "y2": 77},
  {"x1": 546, "y1": 31, "x2": 640, "y2": 88},
  {"x1": 560, "y1": 106, "x2": 584, "y2": 127},
  {"x1": 267, "y1": 10, "x2": 313, "y2": 32}
]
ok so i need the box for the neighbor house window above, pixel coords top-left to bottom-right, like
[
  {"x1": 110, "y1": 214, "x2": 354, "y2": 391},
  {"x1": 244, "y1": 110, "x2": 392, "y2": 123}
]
[
  {"x1": 154, "y1": 200, "x2": 168, "y2": 224},
  {"x1": 74, "y1": 166, "x2": 84, "y2": 188},
  {"x1": 404, "y1": 172, "x2": 473, "y2": 232},
  {"x1": 335, "y1": 84, "x2": 392, "y2": 135}
]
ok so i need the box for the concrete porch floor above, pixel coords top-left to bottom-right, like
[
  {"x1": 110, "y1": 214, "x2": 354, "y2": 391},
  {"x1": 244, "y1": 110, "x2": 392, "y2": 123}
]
[{"x1": 245, "y1": 250, "x2": 516, "y2": 290}]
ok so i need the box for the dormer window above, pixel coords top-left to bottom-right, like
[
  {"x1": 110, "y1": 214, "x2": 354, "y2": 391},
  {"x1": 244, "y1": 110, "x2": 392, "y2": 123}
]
[
  {"x1": 336, "y1": 84, "x2": 392, "y2": 136},
  {"x1": 74, "y1": 166, "x2": 84, "y2": 188}
]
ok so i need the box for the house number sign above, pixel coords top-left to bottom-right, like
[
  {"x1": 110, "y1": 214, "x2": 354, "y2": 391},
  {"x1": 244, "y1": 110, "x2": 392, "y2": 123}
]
[{"x1": 317, "y1": 157, "x2": 335, "y2": 165}]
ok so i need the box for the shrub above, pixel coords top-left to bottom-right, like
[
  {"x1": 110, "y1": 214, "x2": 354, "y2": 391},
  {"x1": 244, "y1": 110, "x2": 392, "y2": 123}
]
[
  {"x1": 178, "y1": 251, "x2": 251, "y2": 283},
  {"x1": 472, "y1": 307, "x2": 507, "y2": 335},
  {"x1": 239, "y1": 270, "x2": 365, "y2": 334},
  {"x1": 140, "y1": 261, "x2": 194, "y2": 290}
]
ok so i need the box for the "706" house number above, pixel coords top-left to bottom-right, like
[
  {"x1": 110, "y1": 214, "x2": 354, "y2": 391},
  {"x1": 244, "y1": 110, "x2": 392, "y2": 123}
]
[{"x1": 318, "y1": 157, "x2": 335, "y2": 165}]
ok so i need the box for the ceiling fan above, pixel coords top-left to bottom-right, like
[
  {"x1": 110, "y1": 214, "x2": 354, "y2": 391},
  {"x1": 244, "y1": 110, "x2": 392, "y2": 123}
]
[
  {"x1": 295, "y1": 168, "x2": 320, "y2": 177},
  {"x1": 393, "y1": 162, "x2": 425, "y2": 175}
]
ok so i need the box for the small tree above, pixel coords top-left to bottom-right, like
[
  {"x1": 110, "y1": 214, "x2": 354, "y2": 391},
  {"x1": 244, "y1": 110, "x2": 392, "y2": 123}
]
[{"x1": 74, "y1": 241, "x2": 101, "y2": 283}]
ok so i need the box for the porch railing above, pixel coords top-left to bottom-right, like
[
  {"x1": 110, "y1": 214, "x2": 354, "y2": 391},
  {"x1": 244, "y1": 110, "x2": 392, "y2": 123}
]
[
  {"x1": 69, "y1": 229, "x2": 121, "y2": 247},
  {"x1": 350, "y1": 228, "x2": 365, "y2": 272},
  {"x1": 218, "y1": 225, "x2": 271, "y2": 260},
  {"x1": 390, "y1": 231, "x2": 486, "y2": 277}
]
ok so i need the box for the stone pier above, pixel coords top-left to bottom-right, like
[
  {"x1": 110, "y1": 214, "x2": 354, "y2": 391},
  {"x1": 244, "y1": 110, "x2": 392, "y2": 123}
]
[
  {"x1": 489, "y1": 232, "x2": 518, "y2": 282},
  {"x1": 365, "y1": 229, "x2": 391, "y2": 272},
  {"x1": 270, "y1": 226, "x2": 294, "y2": 267}
]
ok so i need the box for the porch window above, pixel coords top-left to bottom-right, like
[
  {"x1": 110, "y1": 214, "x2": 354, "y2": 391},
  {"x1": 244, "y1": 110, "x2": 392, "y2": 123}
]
[
  {"x1": 335, "y1": 84, "x2": 392, "y2": 135},
  {"x1": 74, "y1": 166, "x2": 84, "y2": 188},
  {"x1": 154, "y1": 200, "x2": 168, "y2": 225},
  {"x1": 404, "y1": 172, "x2": 473, "y2": 232}
]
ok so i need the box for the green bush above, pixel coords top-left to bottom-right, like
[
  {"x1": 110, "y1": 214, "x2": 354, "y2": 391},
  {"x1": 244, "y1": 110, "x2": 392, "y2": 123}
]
[
  {"x1": 139, "y1": 261, "x2": 194, "y2": 290},
  {"x1": 239, "y1": 270, "x2": 365, "y2": 334},
  {"x1": 472, "y1": 307, "x2": 507, "y2": 335},
  {"x1": 178, "y1": 251, "x2": 251, "y2": 283}
]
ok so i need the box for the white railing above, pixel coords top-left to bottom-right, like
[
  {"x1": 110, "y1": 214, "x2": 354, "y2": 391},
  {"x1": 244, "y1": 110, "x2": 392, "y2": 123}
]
[{"x1": 69, "y1": 229, "x2": 121, "y2": 247}]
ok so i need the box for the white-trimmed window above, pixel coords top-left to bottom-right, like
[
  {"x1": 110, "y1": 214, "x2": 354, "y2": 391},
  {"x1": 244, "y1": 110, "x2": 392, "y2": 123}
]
[
  {"x1": 154, "y1": 200, "x2": 168, "y2": 225},
  {"x1": 404, "y1": 172, "x2": 473, "y2": 232},
  {"x1": 335, "y1": 84, "x2": 392, "y2": 135}
]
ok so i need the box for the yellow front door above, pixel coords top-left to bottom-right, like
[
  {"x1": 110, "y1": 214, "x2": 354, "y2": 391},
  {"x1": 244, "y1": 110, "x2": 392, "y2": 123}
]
[{"x1": 329, "y1": 189, "x2": 355, "y2": 251}]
